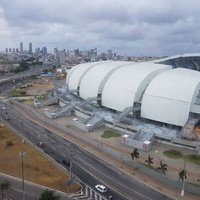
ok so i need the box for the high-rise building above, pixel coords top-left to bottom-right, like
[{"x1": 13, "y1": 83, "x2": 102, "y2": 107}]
[
  {"x1": 58, "y1": 50, "x2": 66, "y2": 64},
  {"x1": 107, "y1": 49, "x2": 113, "y2": 59},
  {"x1": 20, "y1": 42, "x2": 23, "y2": 53},
  {"x1": 42, "y1": 46, "x2": 47, "y2": 56},
  {"x1": 29, "y1": 42, "x2": 32, "y2": 54},
  {"x1": 35, "y1": 47, "x2": 40, "y2": 55},
  {"x1": 54, "y1": 48, "x2": 59, "y2": 62}
]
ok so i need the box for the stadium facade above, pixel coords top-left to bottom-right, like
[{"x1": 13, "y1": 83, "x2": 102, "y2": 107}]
[
  {"x1": 43, "y1": 53, "x2": 200, "y2": 151},
  {"x1": 66, "y1": 56, "x2": 200, "y2": 128}
]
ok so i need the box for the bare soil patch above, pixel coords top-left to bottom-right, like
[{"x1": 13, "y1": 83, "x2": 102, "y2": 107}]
[{"x1": 0, "y1": 122, "x2": 80, "y2": 193}]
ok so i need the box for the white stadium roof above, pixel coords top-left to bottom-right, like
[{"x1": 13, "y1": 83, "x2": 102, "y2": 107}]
[
  {"x1": 141, "y1": 68, "x2": 200, "y2": 126},
  {"x1": 79, "y1": 61, "x2": 131, "y2": 99},
  {"x1": 101, "y1": 63, "x2": 171, "y2": 111},
  {"x1": 67, "y1": 61, "x2": 200, "y2": 127}
]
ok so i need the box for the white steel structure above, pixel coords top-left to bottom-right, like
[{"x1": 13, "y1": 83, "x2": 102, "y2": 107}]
[
  {"x1": 79, "y1": 61, "x2": 131, "y2": 100},
  {"x1": 66, "y1": 61, "x2": 200, "y2": 127},
  {"x1": 101, "y1": 63, "x2": 171, "y2": 111},
  {"x1": 141, "y1": 68, "x2": 200, "y2": 126}
]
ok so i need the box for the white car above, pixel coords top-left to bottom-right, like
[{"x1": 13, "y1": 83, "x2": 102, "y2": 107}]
[
  {"x1": 95, "y1": 184, "x2": 107, "y2": 193},
  {"x1": 5, "y1": 116, "x2": 10, "y2": 120}
]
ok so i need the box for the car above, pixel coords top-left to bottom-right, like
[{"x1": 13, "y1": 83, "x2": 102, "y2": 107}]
[
  {"x1": 95, "y1": 184, "x2": 107, "y2": 193},
  {"x1": 2, "y1": 107, "x2": 6, "y2": 110},
  {"x1": 37, "y1": 142, "x2": 45, "y2": 147},
  {"x1": 5, "y1": 116, "x2": 10, "y2": 120}
]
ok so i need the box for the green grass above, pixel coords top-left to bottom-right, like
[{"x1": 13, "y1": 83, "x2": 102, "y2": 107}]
[
  {"x1": 9, "y1": 89, "x2": 27, "y2": 97},
  {"x1": 163, "y1": 150, "x2": 183, "y2": 159},
  {"x1": 101, "y1": 131, "x2": 121, "y2": 138},
  {"x1": 186, "y1": 154, "x2": 200, "y2": 165}
]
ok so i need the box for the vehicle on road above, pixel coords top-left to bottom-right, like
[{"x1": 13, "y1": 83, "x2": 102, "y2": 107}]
[
  {"x1": 5, "y1": 116, "x2": 11, "y2": 120},
  {"x1": 37, "y1": 142, "x2": 45, "y2": 147},
  {"x1": 2, "y1": 106, "x2": 6, "y2": 110},
  {"x1": 95, "y1": 184, "x2": 107, "y2": 193}
]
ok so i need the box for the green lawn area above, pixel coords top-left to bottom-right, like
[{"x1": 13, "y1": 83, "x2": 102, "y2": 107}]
[
  {"x1": 9, "y1": 88, "x2": 27, "y2": 97},
  {"x1": 163, "y1": 150, "x2": 183, "y2": 159},
  {"x1": 186, "y1": 154, "x2": 200, "y2": 165},
  {"x1": 101, "y1": 130, "x2": 121, "y2": 138}
]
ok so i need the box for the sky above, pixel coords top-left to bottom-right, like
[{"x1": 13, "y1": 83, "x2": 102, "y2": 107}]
[{"x1": 1, "y1": 0, "x2": 200, "y2": 56}]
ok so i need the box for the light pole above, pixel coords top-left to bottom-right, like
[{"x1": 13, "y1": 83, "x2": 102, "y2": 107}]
[
  {"x1": 181, "y1": 156, "x2": 186, "y2": 196},
  {"x1": 18, "y1": 152, "x2": 26, "y2": 200}
]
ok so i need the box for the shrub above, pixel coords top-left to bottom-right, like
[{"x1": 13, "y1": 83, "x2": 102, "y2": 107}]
[{"x1": 6, "y1": 141, "x2": 13, "y2": 146}]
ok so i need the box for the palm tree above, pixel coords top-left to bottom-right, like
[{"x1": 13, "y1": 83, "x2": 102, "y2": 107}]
[
  {"x1": 0, "y1": 180, "x2": 10, "y2": 199},
  {"x1": 131, "y1": 148, "x2": 139, "y2": 160},
  {"x1": 179, "y1": 169, "x2": 187, "y2": 181},
  {"x1": 157, "y1": 161, "x2": 168, "y2": 175},
  {"x1": 39, "y1": 189, "x2": 60, "y2": 200},
  {"x1": 145, "y1": 155, "x2": 154, "y2": 167}
]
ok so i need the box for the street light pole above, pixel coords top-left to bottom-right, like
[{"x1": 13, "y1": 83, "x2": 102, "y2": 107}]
[
  {"x1": 18, "y1": 152, "x2": 26, "y2": 200},
  {"x1": 181, "y1": 156, "x2": 186, "y2": 196},
  {"x1": 69, "y1": 144, "x2": 74, "y2": 180}
]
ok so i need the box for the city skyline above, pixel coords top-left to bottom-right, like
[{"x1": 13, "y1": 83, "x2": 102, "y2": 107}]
[{"x1": 1, "y1": 0, "x2": 200, "y2": 56}]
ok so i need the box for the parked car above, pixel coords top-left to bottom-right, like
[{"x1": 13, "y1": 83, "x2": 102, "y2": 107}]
[{"x1": 95, "y1": 184, "x2": 107, "y2": 193}]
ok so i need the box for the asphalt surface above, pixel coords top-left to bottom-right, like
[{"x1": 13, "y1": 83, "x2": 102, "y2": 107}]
[{"x1": 0, "y1": 101, "x2": 175, "y2": 200}]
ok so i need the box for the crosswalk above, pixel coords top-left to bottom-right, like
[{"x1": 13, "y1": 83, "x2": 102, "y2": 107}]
[{"x1": 69, "y1": 185, "x2": 108, "y2": 200}]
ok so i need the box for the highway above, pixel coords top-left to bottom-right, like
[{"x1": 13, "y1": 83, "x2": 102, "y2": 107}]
[{"x1": 0, "y1": 101, "x2": 175, "y2": 200}]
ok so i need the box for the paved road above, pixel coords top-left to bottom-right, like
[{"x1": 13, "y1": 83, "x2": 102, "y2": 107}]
[
  {"x1": 0, "y1": 173, "x2": 71, "y2": 200},
  {"x1": 0, "y1": 101, "x2": 175, "y2": 200}
]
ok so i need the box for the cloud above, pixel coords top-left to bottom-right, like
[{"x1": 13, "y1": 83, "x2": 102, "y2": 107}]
[{"x1": 1, "y1": 0, "x2": 200, "y2": 56}]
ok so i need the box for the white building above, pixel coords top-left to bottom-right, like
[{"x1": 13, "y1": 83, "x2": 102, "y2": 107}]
[{"x1": 67, "y1": 59, "x2": 200, "y2": 127}]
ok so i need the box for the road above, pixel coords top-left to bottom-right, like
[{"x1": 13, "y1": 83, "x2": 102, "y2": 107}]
[
  {"x1": 0, "y1": 173, "x2": 71, "y2": 200},
  {"x1": 0, "y1": 101, "x2": 175, "y2": 200}
]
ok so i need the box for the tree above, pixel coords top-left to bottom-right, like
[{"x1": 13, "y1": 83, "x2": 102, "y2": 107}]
[
  {"x1": 157, "y1": 161, "x2": 168, "y2": 175},
  {"x1": 131, "y1": 148, "x2": 139, "y2": 160},
  {"x1": 39, "y1": 189, "x2": 60, "y2": 200},
  {"x1": 145, "y1": 155, "x2": 154, "y2": 167},
  {"x1": 179, "y1": 169, "x2": 187, "y2": 181},
  {"x1": 0, "y1": 180, "x2": 10, "y2": 199}
]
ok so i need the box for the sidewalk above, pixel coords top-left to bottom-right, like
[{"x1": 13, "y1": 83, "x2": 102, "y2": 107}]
[{"x1": 11, "y1": 101, "x2": 200, "y2": 200}]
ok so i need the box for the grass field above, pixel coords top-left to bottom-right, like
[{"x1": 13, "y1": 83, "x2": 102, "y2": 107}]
[
  {"x1": 163, "y1": 150, "x2": 183, "y2": 159},
  {"x1": 186, "y1": 154, "x2": 200, "y2": 165},
  {"x1": 101, "y1": 130, "x2": 121, "y2": 138},
  {"x1": 0, "y1": 122, "x2": 80, "y2": 193}
]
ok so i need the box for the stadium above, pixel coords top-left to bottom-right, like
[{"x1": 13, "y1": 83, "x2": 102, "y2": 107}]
[{"x1": 44, "y1": 54, "x2": 200, "y2": 151}]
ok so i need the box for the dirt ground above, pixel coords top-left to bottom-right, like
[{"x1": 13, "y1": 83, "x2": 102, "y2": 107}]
[{"x1": 0, "y1": 122, "x2": 79, "y2": 193}]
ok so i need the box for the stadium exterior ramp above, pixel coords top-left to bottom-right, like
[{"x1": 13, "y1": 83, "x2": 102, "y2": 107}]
[{"x1": 141, "y1": 68, "x2": 200, "y2": 126}]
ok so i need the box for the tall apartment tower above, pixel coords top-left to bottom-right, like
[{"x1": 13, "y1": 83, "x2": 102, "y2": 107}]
[
  {"x1": 20, "y1": 42, "x2": 23, "y2": 54},
  {"x1": 29, "y1": 42, "x2": 32, "y2": 54}
]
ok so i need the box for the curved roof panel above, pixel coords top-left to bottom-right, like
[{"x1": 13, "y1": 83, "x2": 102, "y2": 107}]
[
  {"x1": 67, "y1": 62, "x2": 105, "y2": 91},
  {"x1": 101, "y1": 63, "x2": 171, "y2": 111},
  {"x1": 141, "y1": 68, "x2": 200, "y2": 126},
  {"x1": 79, "y1": 61, "x2": 131, "y2": 99}
]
